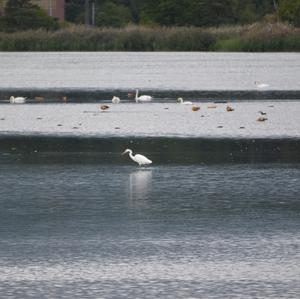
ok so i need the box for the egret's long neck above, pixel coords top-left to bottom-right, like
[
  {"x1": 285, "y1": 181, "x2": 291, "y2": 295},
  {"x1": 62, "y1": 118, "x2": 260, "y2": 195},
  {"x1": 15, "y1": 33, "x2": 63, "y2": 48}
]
[
  {"x1": 135, "y1": 89, "x2": 139, "y2": 100},
  {"x1": 128, "y1": 150, "x2": 134, "y2": 160}
]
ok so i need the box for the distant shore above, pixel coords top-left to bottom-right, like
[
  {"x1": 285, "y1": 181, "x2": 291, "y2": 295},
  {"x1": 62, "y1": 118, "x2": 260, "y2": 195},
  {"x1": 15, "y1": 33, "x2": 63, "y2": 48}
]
[{"x1": 0, "y1": 22, "x2": 299, "y2": 52}]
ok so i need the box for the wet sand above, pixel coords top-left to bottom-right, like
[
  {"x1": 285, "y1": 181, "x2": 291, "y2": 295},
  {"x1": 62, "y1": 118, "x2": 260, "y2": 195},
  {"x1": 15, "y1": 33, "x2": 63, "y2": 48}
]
[{"x1": 0, "y1": 101, "x2": 299, "y2": 139}]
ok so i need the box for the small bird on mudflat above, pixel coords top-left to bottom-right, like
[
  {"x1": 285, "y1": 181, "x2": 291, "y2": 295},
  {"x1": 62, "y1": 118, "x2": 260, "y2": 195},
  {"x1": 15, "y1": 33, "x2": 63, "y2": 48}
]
[
  {"x1": 257, "y1": 117, "x2": 268, "y2": 122},
  {"x1": 192, "y1": 106, "x2": 200, "y2": 111},
  {"x1": 258, "y1": 111, "x2": 267, "y2": 115},
  {"x1": 100, "y1": 105, "x2": 110, "y2": 111},
  {"x1": 226, "y1": 106, "x2": 234, "y2": 112}
]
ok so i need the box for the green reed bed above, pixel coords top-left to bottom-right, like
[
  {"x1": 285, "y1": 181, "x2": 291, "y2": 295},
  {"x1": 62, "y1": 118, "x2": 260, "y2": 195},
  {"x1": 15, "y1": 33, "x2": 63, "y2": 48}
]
[{"x1": 0, "y1": 22, "x2": 299, "y2": 51}]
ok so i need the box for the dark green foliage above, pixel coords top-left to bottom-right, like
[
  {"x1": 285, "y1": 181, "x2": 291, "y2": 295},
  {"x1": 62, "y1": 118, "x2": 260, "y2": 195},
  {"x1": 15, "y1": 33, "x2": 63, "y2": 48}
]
[
  {"x1": 95, "y1": 2, "x2": 132, "y2": 27},
  {"x1": 278, "y1": 0, "x2": 300, "y2": 27},
  {"x1": 0, "y1": 0, "x2": 59, "y2": 32},
  {"x1": 65, "y1": 0, "x2": 281, "y2": 28}
]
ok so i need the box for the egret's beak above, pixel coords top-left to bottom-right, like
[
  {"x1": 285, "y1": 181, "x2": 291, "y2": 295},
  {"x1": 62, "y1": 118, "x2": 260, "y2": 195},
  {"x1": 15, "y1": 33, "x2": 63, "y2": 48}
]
[{"x1": 121, "y1": 150, "x2": 127, "y2": 155}]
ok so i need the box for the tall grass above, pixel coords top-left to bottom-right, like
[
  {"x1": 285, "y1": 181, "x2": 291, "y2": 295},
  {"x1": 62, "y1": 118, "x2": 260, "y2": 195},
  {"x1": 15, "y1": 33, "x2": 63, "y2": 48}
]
[{"x1": 0, "y1": 22, "x2": 299, "y2": 51}]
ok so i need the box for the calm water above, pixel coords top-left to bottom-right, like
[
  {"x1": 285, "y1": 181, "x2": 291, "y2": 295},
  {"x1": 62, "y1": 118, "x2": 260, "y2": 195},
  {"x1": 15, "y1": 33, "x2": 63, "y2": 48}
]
[
  {"x1": 0, "y1": 52, "x2": 300, "y2": 90},
  {"x1": 0, "y1": 157, "x2": 300, "y2": 298}
]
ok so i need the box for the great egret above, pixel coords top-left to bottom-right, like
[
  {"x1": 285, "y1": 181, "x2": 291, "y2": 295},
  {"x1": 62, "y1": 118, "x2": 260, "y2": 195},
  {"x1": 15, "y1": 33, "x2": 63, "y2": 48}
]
[
  {"x1": 255, "y1": 81, "x2": 269, "y2": 88},
  {"x1": 112, "y1": 96, "x2": 120, "y2": 104},
  {"x1": 9, "y1": 96, "x2": 26, "y2": 104},
  {"x1": 135, "y1": 89, "x2": 152, "y2": 103},
  {"x1": 122, "y1": 149, "x2": 152, "y2": 166},
  {"x1": 177, "y1": 97, "x2": 193, "y2": 105}
]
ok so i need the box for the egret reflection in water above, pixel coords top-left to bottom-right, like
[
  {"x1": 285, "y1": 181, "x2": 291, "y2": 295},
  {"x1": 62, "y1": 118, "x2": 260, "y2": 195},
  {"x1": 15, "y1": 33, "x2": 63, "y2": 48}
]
[{"x1": 129, "y1": 169, "x2": 153, "y2": 203}]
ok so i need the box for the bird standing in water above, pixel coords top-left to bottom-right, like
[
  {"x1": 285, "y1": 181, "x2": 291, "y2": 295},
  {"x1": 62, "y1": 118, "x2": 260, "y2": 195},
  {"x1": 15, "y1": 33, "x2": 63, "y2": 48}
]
[{"x1": 122, "y1": 149, "x2": 152, "y2": 166}]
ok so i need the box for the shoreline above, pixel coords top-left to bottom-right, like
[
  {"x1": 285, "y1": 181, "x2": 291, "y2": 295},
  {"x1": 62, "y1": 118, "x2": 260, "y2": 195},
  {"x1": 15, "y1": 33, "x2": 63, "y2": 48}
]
[{"x1": 1, "y1": 135, "x2": 300, "y2": 164}]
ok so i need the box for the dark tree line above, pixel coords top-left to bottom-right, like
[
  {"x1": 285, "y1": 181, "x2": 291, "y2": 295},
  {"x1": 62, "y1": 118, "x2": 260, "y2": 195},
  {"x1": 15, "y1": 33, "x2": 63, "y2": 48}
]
[
  {"x1": 0, "y1": 0, "x2": 299, "y2": 32},
  {"x1": 0, "y1": 0, "x2": 59, "y2": 31},
  {"x1": 65, "y1": 0, "x2": 300, "y2": 27},
  {"x1": 66, "y1": 0, "x2": 278, "y2": 27}
]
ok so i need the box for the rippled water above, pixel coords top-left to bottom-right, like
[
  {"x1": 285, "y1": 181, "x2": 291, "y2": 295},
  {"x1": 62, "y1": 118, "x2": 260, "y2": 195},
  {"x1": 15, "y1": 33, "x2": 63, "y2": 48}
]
[
  {"x1": 0, "y1": 158, "x2": 299, "y2": 298},
  {"x1": 0, "y1": 52, "x2": 300, "y2": 90}
]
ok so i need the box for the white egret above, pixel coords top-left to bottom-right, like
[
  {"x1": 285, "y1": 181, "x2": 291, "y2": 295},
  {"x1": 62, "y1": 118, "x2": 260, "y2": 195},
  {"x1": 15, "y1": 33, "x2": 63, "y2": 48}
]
[
  {"x1": 10, "y1": 96, "x2": 26, "y2": 104},
  {"x1": 122, "y1": 149, "x2": 152, "y2": 166},
  {"x1": 177, "y1": 97, "x2": 193, "y2": 105},
  {"x1": 112, "y1": 96, "x2": 120, "y2": 104},
  {"x1": 135, "y1": 89, "x2": 152, "y2": 103},
  {"x1": 254, "y1": 81, "x2": 269, "y2": 88}
]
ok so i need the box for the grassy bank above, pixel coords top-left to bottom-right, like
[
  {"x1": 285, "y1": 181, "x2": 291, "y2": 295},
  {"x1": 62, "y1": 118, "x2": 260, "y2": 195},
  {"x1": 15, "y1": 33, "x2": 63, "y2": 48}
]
[{"x1": 0, "y1": 22, "x2": 299, "y2": 51}]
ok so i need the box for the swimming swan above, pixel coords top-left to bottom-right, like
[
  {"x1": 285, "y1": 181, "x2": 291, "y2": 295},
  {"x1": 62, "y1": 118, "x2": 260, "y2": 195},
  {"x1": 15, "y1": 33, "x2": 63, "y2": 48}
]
[
  {"x1": 254, "y1": 81, "x2": 269, "y2": 88},
  {"x1": 135, "y1": 89, "x2": 152, "y2": 103},
  {"x1": 177, "y1": 97, "x2": 193, "y2": 105},
  {"x1": 10, "y1": 96, "x2": 26, "y2": 104}
]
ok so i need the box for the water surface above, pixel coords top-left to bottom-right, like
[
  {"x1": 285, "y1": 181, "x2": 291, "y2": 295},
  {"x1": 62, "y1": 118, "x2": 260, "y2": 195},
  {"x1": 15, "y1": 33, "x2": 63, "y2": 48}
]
[
  {"x1": 0, "y1": 158, "x2": 299, "y2": 298},
  {"x1": 0, "y1": 52, "x2": 299, "y2": 90}
]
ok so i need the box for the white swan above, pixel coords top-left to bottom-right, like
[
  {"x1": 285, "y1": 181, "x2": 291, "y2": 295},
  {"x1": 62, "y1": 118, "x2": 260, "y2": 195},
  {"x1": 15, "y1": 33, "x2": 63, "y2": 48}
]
[
  {"x1": 112, "y1": 96, "x2": 120, "y2": 104},
  {"x1": 254, "y1": 81, "x2": 269, "y2": 88},
  {"x1": 122, "y1": 149, "x2": 152, "y2": 166},
  {"x1": 10, "y1": 96, "x2": 26, "y2": 104},
  {"x1": 177, "y1": 97, "x2": 193, "y2": 105},
  {"x1": 135, "y1": 89, "x2": 152, "y2": 103}
]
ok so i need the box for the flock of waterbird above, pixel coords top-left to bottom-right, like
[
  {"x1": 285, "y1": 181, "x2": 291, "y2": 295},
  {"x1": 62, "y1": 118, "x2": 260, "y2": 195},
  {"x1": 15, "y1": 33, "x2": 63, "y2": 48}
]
[{"x1": 7, "y1": 82, "x2": 270, "y2": 166}]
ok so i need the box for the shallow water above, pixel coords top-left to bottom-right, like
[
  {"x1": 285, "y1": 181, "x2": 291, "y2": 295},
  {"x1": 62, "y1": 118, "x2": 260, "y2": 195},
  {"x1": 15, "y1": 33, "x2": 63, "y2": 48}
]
[
  {"x1": 0, "y1": 158, "x2": 300, "y2": 298},
  {"x1": 0, "y1": 52, "x2": 300, "y2": 90}
]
